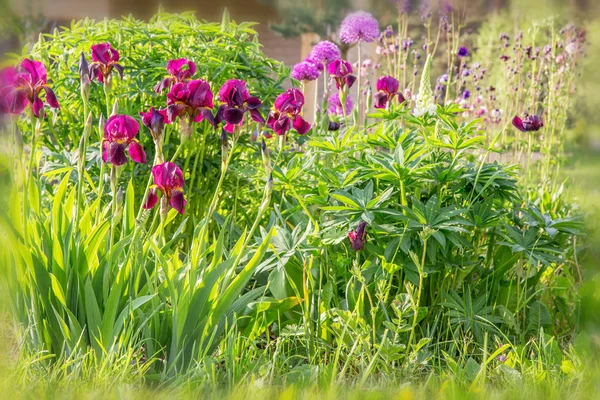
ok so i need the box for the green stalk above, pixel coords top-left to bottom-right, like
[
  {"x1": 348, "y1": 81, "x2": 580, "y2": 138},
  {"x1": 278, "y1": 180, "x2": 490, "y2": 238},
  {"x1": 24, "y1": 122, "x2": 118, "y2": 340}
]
[
  {"x1": 356, "y1": 41, "x2": 362, "y2": 128},
  {"x1": 407, "y1": 236, "x2": 427, "y2": 354}
]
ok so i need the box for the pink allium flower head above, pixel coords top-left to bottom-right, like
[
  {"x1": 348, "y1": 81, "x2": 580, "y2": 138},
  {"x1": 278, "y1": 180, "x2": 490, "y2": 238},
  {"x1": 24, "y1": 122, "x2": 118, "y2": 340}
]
[
  {"x1": 339, "y1": 11, "x2": 380, "y2": 44},
  {"x1": 291, "y1": 61, "x2": 320, "y2": 81},
  {"x1": 305, "y1": 57, "x2": 325, "y2": 71},
  {"x1": 327, "y1": 92, "x2": 353, "y2": 115},
  {"x1": 309, "y1": 41, "x2": 341, "y2": 65}
]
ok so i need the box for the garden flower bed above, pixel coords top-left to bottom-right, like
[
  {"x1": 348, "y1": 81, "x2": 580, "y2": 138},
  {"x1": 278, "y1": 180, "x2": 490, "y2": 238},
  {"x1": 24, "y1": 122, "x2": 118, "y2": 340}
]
[{"x1": 0, "y1": 5, "x2": 596, "y2": 399}]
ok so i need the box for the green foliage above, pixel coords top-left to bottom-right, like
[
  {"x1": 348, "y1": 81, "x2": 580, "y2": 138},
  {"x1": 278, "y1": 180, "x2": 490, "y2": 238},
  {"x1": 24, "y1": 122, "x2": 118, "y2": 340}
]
[{"x1": 0, "y1": 7, "x2": 591, "y2": 397}]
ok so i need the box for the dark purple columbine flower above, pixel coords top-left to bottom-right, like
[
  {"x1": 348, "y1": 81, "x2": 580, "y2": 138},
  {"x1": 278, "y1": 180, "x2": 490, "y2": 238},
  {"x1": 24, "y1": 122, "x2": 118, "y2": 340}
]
[
  {"x1": 166, "y1": 79, "x2": 216, "y2": 127},
  {"x1": 457, "y1": 46, "x2": 469, "y2": 57},
  {"x1": 140, "y1": 107, "x2": 170, "y2": 141},
  {"x1": 154, "y1": 58, "x2": 197, "y2": 93},
  {"x1": 89, "y1": 43, "x2": 123, "y2": 83},
  {"x1": 373, "y1": 75, "x2": 405, "y2": 109},
  {"x1": 102, "y1": 114, "x2": 146, "y2": 166},
  {"x1": 291, "y1": 61, "x2": 320, "y2": 82},
  {"x1": 339, "y1": 11, "x2": 380, "y2": 44},
  {"x1": 348, "y1": 221, "x2": 367, "y2": 251},
  {"x1": 266, "y1": 88, "x2": 311, "y2": 136},
  {"x1": 2, "y1": 59, "x2": 60, "y2": 118},
  {"x1": 215, "y1": 79, "x2": 265, "y2": 133},
  {"x1": 512, "y1": 114, "x2": 543, "y2": 132},
  {"x1": 327, "y1": 60, "x2": 356, "y2": 90},
  {"x1": 143, "y1": 162, "x2": 186, "y2": 214}
]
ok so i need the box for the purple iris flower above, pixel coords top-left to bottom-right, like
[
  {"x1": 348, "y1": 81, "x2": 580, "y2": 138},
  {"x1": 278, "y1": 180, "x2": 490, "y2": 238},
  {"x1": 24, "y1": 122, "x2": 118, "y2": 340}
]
[
  {"x1": 89, "y1": 43, "x2": 123, "y2": 83},
  {"x1": 154, "y1": 58, "x2": 197, "y2": 93},
  {"x1": 215, "y1": 79, "x2": 264, "y2": 133},
  {"x1": 512, "y1": 114, "x2": 543, "y2": 132},
  {"x1": 166, "y1": 79, "x2": 216, "y2": 127},
  {"x1": 266, "y1": 88, "x2": 311, "y2": 136},
  {"x1": 102, "y1": 114, "x2": 146, "y2": 166},
  {"x1": 143, "y1": 162, "x2": 186, "y2": 214},
  {"x1": 140, "y1": 107, "x2": 170, "y2": 141},
  {"x1": 348, "y1": 222, "x2": 368, "y2": 251},
  {"x1": 373, "y1": 75, "x2": 405, "y2": 109},
  {"x1": 327, "y1": 60, "x2": 357, "y2": 90},
  {"x1": 1, "y1": 59, "x2": 59, "y2": 118}
]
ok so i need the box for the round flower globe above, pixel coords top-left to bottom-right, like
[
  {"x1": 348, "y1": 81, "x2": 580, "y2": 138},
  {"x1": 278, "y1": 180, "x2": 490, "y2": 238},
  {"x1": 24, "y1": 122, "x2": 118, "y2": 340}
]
[{"x1": 339, "y1": 11, "x2": 380, "y2": 44}]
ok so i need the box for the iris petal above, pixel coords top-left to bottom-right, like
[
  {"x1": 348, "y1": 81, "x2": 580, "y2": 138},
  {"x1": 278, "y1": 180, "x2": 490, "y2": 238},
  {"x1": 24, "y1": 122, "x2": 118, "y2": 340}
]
[
  {"x1": 170, "y1": 190, "x2": 186, "y2": 214},
  {"x1": 142, "y1": 188, "x2": 159, "y2": 210},
  {"x1": 128, "y1": 141, "x2": 146, "y2": 164}
]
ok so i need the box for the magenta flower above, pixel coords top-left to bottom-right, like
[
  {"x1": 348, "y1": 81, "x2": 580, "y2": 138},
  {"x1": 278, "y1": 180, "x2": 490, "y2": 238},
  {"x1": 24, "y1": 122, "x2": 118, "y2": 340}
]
[
  {"x1": 339, "y1": 11, "x2": 380, "y2": 44},
  {"x1": 2, "y1": 59, "x2": 60, "y2": 118},
  {"x1": 512, "y1": 114, "x2": 543, "y2": 132},
  {"x1": 266, "y1": 88, "x2": 311, "y2": 136},
  {"x1": 308, "y1": 41, "x2": 341, "y2": 65},
  {"x1": 89, "y1": 43, "x2": 123, "y2": 83},
  {"x1": 291, "y1": 61, "x2": 320, "y2": 82},
  {"x1": 166, "y1": 79, "x2": 216, "y2": 127},
  {"x1": 154, "y1": 58, "x2": 197, "y2": 93},
  {"x1": 328, "y1": 92, "x2": 353, "y2": 115},
  {"x1": 215, "y1": 79, "x2": 264, "y2": 133},
  {"x1": 102, "y1": 114, "x2": 146, "y2": 166},
  {"x1": 0, "y1": 67, "x2": 15, "y2": 114},
  {"x1": 143, "y1": 162, "x2": 186, "y2": 214},
  {"x1": 140, "y1": 107, "x2": 170, "y2": 141},
  {"x1": 348, "y1": 222, "x2": 368, "y2": 251},
  {"x1": 305, "y1": 57, "x2": 325, "y2": 72},
  {"x1": 327, "y1": 60, "x2": 357, "y2": 90},
  {"x1": 374, "y1": 76, "x2": 405, "y2": 109}
]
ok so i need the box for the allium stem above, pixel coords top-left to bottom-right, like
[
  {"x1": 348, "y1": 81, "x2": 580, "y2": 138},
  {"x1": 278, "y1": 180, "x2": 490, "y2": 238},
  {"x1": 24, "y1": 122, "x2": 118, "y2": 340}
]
[
  {"x1": 356, "y1": 41, "x2": 362, "y2": 127},
  {"x1": 313, "y1": 77, "x2": 319, "y2": 130}
]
